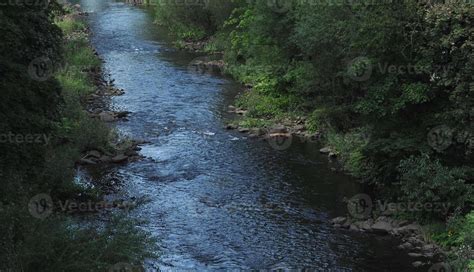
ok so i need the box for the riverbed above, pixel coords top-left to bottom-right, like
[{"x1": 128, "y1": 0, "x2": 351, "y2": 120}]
[{"x1": 75, "y1": 1, "x2": 419, "y2": 270}]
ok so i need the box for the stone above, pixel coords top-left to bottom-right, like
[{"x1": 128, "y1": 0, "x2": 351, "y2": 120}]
[
  {"x1": 226, "y1": 124, "x2": 237, "y2": 130},
  {"x1": 78, "y1": 158, "x2": 97, "y2": 165},
  {"x1": 359, "y1": 219, "x2": 374, "y2": 231},
  {"x1": 251, "y1": 128, "x2": 266, "y2": 136},
  {"x1": 408, "y1": 253, "x2": 423, "y2": 258},
  {"x1": 398, "y1": 220, "x2": 410, "y2": 227},
  {"x1": 412, "y1": 261, "x2": 424, "y2": 268},
  {"x1": 111, "y1": 154, "x2": 128, "y2": 163},
  {"x1": 396, "y1": 224, "x2": 422, "y2": 235},
  {"x1": 328, "y1": 152, "x2": 338, "y2": 159},
  {"x1": 238, "y1": 128, "x2": 250, "y2": 133},
  {"x1": 125, "y1": 150, "x2": 139, "y2": 157},
  {"x1": 320, "y1": 147, "x2": 331, "y2": 154},
  {"x1": 268, "y1": 133, "x2": 292, "y2": 139},
  {"x1": 407, "y1": 237, "x2": 423, "y2": 247},
  {"x1": 371, "y1": 221, "x2": 393, "y2": 234},
  {"x1": 331, "y1": 217, "x2": 347, "y2": 225},
  {"x1": 270, "y1": 125, "x2": 288, "y2": 134},
  {"x1": 294, "y1": 125, "x2": 305, "y2": 131},
  {"x1": 398, "y1": 242, "x2": 413, "y2": 250},
  {"x1": 422, "y1": 244, "x2": 436, "y2": 252},
  {"x1": 99, "y1": 155, "x2": 111, "y2": 163},
  {"x1": 235, "y1": 109, "x2": 248, "y2": 115},
  {"x1": 86, "y1": 150, "x2": 101, "y2": 158},
  {"x1": 115, "y1": 111, "x2": 131, "y2": 118},
  {"x1": 349, "y1": 224, "x2": 360, "y2": 232}
]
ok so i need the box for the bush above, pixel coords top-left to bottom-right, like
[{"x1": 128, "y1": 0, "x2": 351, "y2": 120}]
[{"x1": 398, "y1": 155, "x2": 473, "y2": 219}]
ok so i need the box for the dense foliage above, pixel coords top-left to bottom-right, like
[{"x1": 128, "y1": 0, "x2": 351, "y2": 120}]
[{"x1": 0, "y1": 2, "x2": 153, "y2": 271}]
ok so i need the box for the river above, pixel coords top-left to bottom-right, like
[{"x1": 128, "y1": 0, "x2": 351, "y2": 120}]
[{"x1": 75, "y1": 1, "x2": 418, "y2": 271}]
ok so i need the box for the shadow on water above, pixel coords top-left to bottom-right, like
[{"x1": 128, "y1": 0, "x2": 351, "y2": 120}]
[{"x1": 73, "y1": 0, "x2": 421, "y2": 270}]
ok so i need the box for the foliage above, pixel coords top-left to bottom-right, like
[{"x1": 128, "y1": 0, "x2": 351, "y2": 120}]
[
  {"x1": 154, "y1": 0, "x2": 474, "y2": 223},
  {"x1": 0, "y1": 3, "x2": 153, "y2": 271}
]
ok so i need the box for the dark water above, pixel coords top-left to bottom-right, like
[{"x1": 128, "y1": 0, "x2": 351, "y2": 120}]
[{"x1": 76, "y1": 1, "x2": 419, "y2": 271}]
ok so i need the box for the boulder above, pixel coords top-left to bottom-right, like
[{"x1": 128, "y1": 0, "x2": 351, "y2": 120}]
[{"x1": 371, "y1": 221, "x2": 393, "y2": 234}]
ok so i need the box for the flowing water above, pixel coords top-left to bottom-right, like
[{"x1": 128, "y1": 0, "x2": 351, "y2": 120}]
[{"x1": 75, "y1": 1, "x2": 419, "y2": 270}]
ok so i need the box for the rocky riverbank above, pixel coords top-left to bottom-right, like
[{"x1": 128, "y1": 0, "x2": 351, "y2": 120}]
[
  {"x1": 61, "y1": 6, "x2": 146, "y2": 176},
  {"x1": 331, "y1": 215, "x2": 447, "y2": 269}
]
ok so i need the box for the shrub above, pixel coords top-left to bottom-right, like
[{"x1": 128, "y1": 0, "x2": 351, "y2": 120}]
[{"x1": 398, "y1": 155, "x2": 473, "y2": 219}]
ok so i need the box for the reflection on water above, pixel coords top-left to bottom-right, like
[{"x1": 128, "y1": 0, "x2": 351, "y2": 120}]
[{"x1": 76, "y1": 1, "x2": 419, "y2": 270}]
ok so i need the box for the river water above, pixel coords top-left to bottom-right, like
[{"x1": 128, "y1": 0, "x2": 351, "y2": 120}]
[{"x1": 75, "y1": 1, "x2": 418, "y2": 271}]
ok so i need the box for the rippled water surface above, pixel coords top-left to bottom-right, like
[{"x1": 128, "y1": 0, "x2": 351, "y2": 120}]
[{"x1": 76, "y1": 1, "x2": 419, "y2": 271}]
